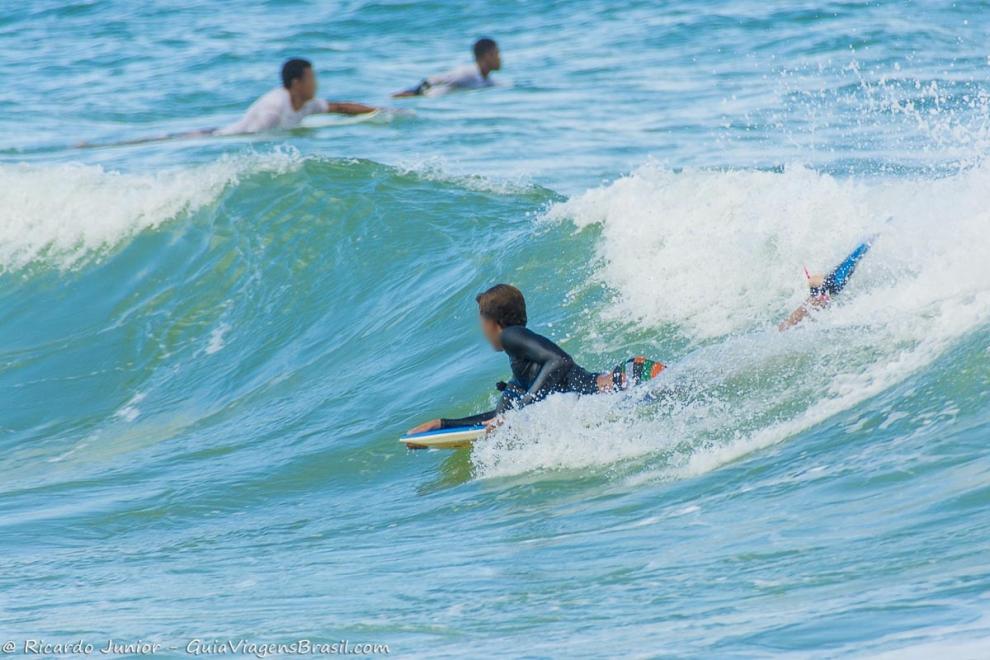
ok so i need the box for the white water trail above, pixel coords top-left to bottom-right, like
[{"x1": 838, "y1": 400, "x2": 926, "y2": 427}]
[{"x1": 472, "y1": 163, "x2": 990, "y2": 479}]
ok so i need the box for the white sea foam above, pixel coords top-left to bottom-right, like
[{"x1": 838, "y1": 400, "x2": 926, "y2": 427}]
[
  {"x1": 395, "y1": 156, "x2": 539, "y2": 195},
  {"x1": 473, "y1": 163, "x2": 990, "y2": 479},
  {"x1": 113, "y1": 392, "x2": 147, "y2": 423},
  {"x1": 205, "y1": 322, "x2": 231, "y2": 355},
  {"x1": 0, "y1": 150, "x2": 302, "y2": 272}
]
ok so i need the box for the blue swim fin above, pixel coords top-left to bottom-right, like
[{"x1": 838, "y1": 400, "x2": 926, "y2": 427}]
[{"x1": 813, "y1": 234, "x2": 877, "y2": 298}]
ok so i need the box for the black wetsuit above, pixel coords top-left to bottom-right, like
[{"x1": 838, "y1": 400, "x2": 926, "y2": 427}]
[{"x1": 440, "y1": 325, "x2": 599, "y2": 428}]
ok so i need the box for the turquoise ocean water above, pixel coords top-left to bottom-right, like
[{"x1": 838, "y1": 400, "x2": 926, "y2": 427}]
[{"x1": 2, "y1": 1, "x2": 990, "y2": 656}]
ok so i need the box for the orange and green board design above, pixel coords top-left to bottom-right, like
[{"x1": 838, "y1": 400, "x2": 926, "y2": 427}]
[{"x1": 629, "y1": 356, "x2": 665, "y2": 385}]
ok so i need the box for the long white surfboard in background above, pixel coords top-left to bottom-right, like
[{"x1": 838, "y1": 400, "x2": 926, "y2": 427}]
[{"x1": 301, "y1": 110, "x2": 383, "y2": 128}]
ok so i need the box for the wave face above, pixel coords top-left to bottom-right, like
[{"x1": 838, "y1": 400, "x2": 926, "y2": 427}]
[
  {"x1": 3, "y1": 0, "x2": 990, "y2": 656},
  {"x1": 3, "y1": 153, "x2": 989, "y2": 655}
]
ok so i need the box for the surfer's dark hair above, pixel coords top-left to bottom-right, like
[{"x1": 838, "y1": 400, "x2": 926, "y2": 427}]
[
  {"x1": 281, "y1": 59, "x2": 312, "y2": 89},
  {"x1": 473, "y1": 38, "x2": 498, "y2": 60},
  {"x1": 476, "y1": 284, "x2": 527, "y2": 327}
]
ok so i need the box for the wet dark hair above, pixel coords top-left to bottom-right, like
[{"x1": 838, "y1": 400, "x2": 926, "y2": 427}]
[
  {"x1": 473, "y1": 38, "x2": 498, "y2": 61},
  {"x1": 281, "y1": 58, "x2": 312, "y2": 89},
  {"x1": 476, "y1": 284, "x2": 527, "y2": 327}
]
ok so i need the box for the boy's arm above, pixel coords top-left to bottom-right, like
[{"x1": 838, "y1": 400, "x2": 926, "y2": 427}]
[
  {"x1": 408, "y1": 382, "x2": 523, "y2": 434},
  {"x1": 440, "y1": 410, "x2": 496, "y2": 428},
  {"x1": 779, "y1": 291, "x2": 831, "y2": 331},
  {"x1": 501, "y1": 327, "x2": 573, "y2": 404},
  {"x1": 326, "y1": 101, "x2": 379, "y2": 115},
  {"x1": 391, "y1": 80, "x2": 430, "y2": 98},
  {"x1": 406, "y1": 411, "x2": 492, "y2": 435},
  {"x1": 778, "y1": 303, "x2": 810, "y2": 331}
]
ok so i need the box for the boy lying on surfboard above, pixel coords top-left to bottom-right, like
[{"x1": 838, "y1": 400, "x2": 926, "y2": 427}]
[
  {"x1": 405, "y1": 238, "x2": 874, "y2": 442},
  {"x1": 405, "y1": 284, "x2": 665, "y2": 437}
]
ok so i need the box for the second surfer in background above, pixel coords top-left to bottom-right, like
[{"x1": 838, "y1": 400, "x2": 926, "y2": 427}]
[
  {"x1": 779, "y1": 237, "x2": 875, "y2": 331},
  {"x1": 214, "y1": 59, "x2": 379, "y2": 136},
  {"x1": 406, "y1": 284, "x2": 665, "y2": 435},
  {"x1": 76, "y1": 58, "x2": 379, "y2": 147},
  {"x1": 392, "y1": 38, "x2": 501, "y2": 98}
]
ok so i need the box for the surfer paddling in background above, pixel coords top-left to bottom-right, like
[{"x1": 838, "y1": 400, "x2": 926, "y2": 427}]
[
  {"x1": 393, "y1": 38, "x2": 502, "y2": 97},
  {"x1": 75, "y1": 58, "x2": 380, "y2": 148},
  {"x1": 406, "y1": 284, "x2": 665, "y2": 435},
  {"x1": 214, "y1": 59, "x2": 379, "y2": 136}
]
